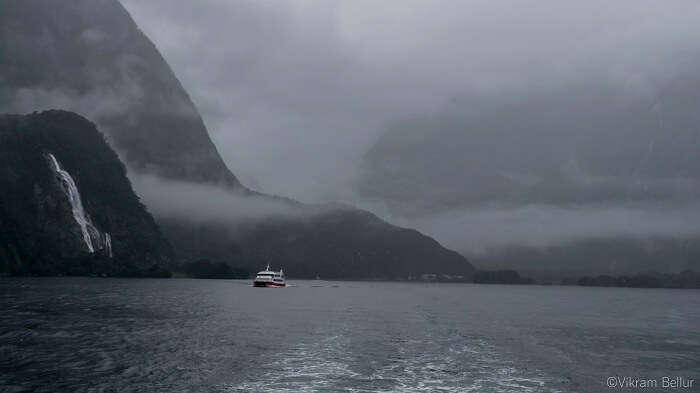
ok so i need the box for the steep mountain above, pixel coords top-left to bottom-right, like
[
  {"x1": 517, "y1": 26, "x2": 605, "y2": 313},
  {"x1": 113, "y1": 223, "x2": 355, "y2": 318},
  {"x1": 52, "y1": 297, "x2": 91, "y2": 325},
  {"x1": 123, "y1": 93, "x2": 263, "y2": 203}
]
[
  {"x1": 0, "y1": 0, "x2": 240, "y2": 186},
  {"x1": 0, "y1": 0, "x2": 474, "y2": 279},
  {"x1": 0, "y1": 110, "x2": 173, "y2": 276},
  {"x1": 359, "y1": 76, "x2": 700, "y2": 275}
]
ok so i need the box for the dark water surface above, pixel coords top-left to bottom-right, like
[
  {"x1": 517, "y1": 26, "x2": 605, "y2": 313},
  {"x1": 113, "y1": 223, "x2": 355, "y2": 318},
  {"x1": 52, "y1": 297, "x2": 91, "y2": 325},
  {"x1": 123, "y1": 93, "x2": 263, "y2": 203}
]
[{"x1": 1, "y1": 278, "x2": 698, "y2": 392}]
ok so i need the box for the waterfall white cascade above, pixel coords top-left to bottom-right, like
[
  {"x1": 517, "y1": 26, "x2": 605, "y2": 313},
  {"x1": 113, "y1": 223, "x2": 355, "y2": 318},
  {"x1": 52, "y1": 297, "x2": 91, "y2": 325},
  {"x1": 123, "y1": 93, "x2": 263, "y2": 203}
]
[
  {"x1": 104, "y1": 233, "x2": 113, "y2": 258},
  {"x1": 47, "y1": 153, "x2": 113, "y2": 257}
]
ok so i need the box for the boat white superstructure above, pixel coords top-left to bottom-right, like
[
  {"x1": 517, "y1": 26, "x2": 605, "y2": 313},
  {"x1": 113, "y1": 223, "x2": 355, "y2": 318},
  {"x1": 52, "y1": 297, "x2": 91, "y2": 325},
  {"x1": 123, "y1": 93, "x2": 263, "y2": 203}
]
[{"x1": 253, "y1": 264, "x2": 286, "y2": 287}]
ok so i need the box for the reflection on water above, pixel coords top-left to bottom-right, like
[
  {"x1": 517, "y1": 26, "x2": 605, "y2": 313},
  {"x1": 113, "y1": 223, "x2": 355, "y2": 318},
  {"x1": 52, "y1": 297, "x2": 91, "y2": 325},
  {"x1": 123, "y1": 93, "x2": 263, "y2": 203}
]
[{"x1": 1, "y1": 278, "x2": 698, "y2": 392}]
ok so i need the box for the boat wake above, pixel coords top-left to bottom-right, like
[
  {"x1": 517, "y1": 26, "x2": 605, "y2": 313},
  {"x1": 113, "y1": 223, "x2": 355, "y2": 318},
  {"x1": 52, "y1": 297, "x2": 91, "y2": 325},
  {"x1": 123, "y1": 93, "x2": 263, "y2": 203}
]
[{"x1": 224, "y1": 331, "x2": 566, "y2": 392}]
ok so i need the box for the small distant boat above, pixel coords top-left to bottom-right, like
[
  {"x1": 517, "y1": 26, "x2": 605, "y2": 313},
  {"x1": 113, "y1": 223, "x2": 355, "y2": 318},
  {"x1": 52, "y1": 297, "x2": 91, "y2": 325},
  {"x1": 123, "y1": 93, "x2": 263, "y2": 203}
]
[{"x1": 253, "y1": 264, "x2": 286, "y2": 287}]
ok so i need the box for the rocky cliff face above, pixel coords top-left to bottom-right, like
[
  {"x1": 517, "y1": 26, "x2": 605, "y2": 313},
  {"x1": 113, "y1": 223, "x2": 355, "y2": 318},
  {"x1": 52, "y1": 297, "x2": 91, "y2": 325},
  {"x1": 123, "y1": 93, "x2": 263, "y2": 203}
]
[
  {"x1": 0, "y1": 0, "x2": 474, "y2": 279},
  {"x1": 0, "y1": 111, "x2": 173, "y2": 276}
]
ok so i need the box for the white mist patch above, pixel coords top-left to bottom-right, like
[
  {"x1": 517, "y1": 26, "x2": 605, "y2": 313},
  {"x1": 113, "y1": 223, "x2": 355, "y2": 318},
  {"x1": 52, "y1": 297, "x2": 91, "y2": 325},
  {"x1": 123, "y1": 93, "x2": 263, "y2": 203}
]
[
  {"x1": 47, "y1": 153, "x2": 113, "y2": 256},
  {"x1": 129, "y1": 173, "x2": 308, "y2": 224},
  {"x1": 391, "y1": 204, "x2": 700, "y2": 254},
  {"x1": 6, "y1": 86, "x2": 140, "y2": 122},
  {"x1": 2, "y1": 77, "x2": 197, "y2": 126}
]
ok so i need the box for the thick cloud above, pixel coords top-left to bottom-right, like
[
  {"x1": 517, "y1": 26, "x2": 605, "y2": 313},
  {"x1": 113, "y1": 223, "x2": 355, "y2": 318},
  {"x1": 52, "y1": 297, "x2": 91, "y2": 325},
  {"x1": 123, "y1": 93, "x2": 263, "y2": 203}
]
[
  {"x1": 392, "y1": 204, "x2": 700, "y2": 254},
  {"x1": 119, "y1": 0, "x2": 700, "y2": 254},
  {"x1": 130, "y1": 173, "x2": 304, "y2": 224},
  {"x1": 120, "y1": 0, "x2": 700, "y2": 199}
]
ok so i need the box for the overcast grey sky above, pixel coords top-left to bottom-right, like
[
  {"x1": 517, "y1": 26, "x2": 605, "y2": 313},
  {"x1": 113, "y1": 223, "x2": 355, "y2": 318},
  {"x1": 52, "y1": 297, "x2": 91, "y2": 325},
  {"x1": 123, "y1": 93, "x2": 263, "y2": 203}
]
[
  {"x1": 120, "y1": 0, "x2": 700, "y2": 200},
  {"x1": 118, "y1": 0, "x2": 700, "y2": 255}
]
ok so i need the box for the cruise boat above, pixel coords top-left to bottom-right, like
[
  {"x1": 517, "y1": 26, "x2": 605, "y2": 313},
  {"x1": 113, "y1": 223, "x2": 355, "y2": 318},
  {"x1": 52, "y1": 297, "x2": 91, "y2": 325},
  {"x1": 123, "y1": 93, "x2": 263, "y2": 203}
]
[{"x1": 253, "y1": 264, "x2": 286, "y2": 287}]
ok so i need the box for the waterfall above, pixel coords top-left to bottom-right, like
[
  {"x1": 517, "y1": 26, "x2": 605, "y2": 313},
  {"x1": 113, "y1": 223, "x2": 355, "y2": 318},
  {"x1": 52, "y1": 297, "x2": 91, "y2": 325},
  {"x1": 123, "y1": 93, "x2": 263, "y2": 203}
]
[
  {"x1": 47, "y1": 153, "x2": 113, "y2": 257},
  {"x1": 104, "y1": 233, "x2": 113, "y2": 258}
]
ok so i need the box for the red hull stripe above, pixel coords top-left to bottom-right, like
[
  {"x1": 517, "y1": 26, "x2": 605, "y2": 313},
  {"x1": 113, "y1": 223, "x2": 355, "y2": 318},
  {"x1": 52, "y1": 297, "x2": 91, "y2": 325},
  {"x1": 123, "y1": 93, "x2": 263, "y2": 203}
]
[{"x1": 253, "y1": 282, "x2": 286, "y2": 287}]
